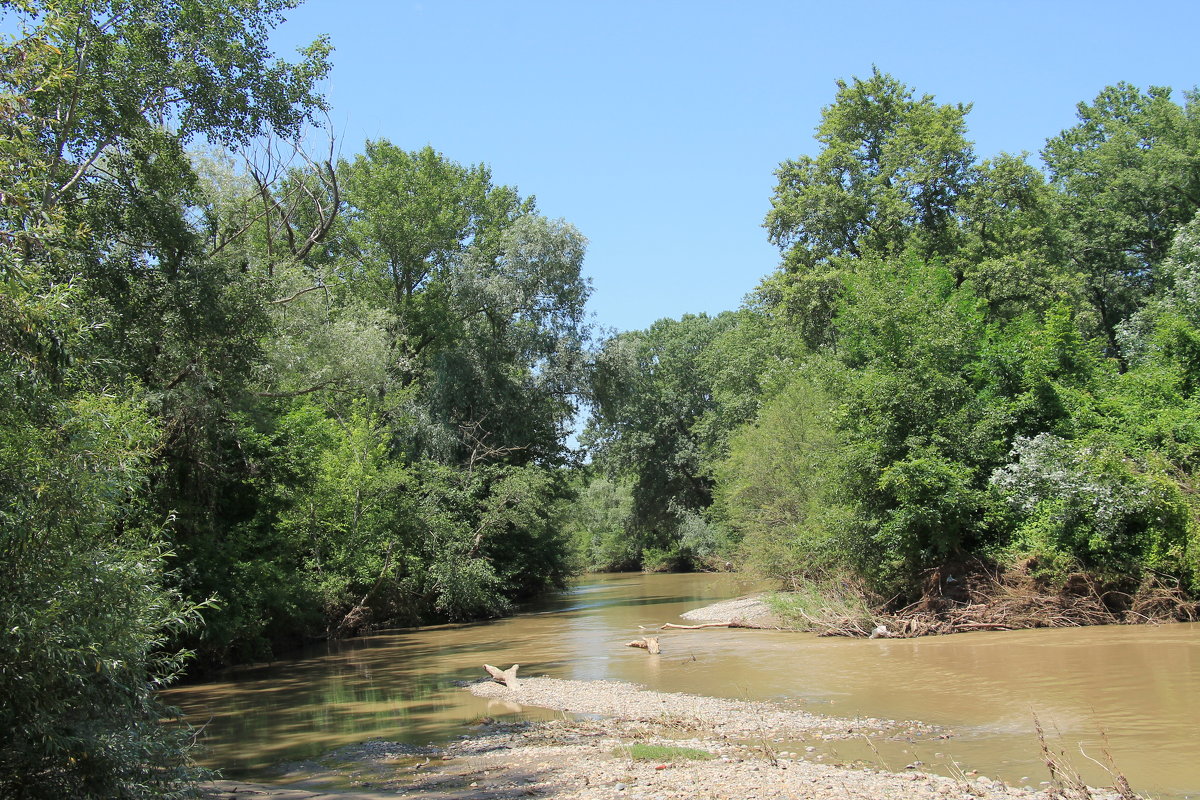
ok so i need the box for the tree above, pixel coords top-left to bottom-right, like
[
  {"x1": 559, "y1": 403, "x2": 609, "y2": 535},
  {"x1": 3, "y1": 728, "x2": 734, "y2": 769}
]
[
  {"x1": 763, "y1": 69, "x2": 975, "y2": 347},
  {"x1": 1043, "y1": 83, "x2": 1200, "y2": 357},
  {"x1": 0, "y1": 59, "x2": 201, "y2": 800},
  {"x1": 564, "y1": 475, "x2": 638, "y2": 571},
  {"x1": 953, "y1": 153, "x2": 1077, "y2": 321},
  {"x1": 713, "y1": 370, "x2": 850, "y2": 581},
  {"x1": 336, "y1": 141, "x2": 590, "y2": 467},
  {"x1": 0, "y1": 0, "x2": 331, "y2": 792},
  {"x1": 586, "y1": 313, "x2": 737, "y2": 566}
]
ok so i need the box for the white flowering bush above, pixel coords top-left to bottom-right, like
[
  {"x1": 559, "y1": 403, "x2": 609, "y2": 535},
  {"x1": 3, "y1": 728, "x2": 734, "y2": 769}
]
[{"x1": 990, "y1": 433, "x2": 1190, "y2": 583}]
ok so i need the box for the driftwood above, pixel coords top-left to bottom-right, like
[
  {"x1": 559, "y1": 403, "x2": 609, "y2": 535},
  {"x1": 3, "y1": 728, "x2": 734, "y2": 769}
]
[
  {"x1": 625, "y1": 636, "x2": 661, "y2": 654},
  {"x1": 483, "y1": 663, "x2": 521, "y2": 689},
  {"x1": 659, "y1": 621, "x2": 754, "y2": 630}
]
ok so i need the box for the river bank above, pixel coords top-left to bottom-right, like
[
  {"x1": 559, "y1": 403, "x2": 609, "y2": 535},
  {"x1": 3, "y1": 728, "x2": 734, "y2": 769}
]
[
  {"x1": 202, "y1": 677, "x2": 1130, "y2": 800},
  {"x1": 683, "y1": 569, "x2": 1198, "y2": 639},
  {"x1": 175, "y1": 574, "x2": 1197, "y2": 798}
]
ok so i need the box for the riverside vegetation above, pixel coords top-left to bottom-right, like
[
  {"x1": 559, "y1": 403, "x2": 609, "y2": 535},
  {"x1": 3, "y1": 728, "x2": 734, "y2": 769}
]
[
  {"x1": 1, "y1": 1, "x2": 1199, "y2": 797},
  {"x1": 578, "y1": 69, "x2": 1200, "y2": 634}
]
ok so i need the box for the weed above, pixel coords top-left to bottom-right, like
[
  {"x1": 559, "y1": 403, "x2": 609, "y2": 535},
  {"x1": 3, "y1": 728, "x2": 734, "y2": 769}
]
[{"x1": 616, "y1": 744, "x2": 714, "y2": 762}]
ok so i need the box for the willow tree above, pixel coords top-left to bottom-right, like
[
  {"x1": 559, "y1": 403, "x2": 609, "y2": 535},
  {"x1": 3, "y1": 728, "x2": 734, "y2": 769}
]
[{"x1": 336, "y1": 141, "x2": 591, "y2": 466}]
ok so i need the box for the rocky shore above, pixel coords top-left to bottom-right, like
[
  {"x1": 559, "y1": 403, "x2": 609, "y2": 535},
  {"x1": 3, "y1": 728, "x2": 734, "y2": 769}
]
[{"x1": 203, "y1": 676, "x2": 1128, "y2": 800}]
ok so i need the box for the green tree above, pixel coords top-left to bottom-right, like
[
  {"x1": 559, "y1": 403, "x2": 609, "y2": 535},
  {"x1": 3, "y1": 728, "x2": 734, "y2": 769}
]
[
  {"x1": 1043, "y1": 83, "x2": 1200, "y2": 356},
  {"x1": 713, "y1": 370, "x2": 850, "y2": 580},
  {"x1": 336, "y1": 142, "x2": 590, "y2": 466},
  {"x1": 764, "y1": 68, "x2": 975, "y2": 347},
  {"x1": 586, "y1": 313, "x2": 738, "y2": 566},
  {"x1": 953, "y1": 153, "x2": 1078, "y2": 321},
  {"x1": 564, "y1": 475, "x2": 638, "y2": 571},
  {"x1": 0, "y1": 60, "x2": 203, "y2": 800},
  {"x1": 0, "y1": 0, "x2": 332, "y2": 791}
]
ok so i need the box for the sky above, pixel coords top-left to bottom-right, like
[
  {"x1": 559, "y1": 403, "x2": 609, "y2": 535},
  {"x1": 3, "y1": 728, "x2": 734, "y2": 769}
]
[{"x1": 268, "y1": 0, "x2": 1200, "y2": 336}]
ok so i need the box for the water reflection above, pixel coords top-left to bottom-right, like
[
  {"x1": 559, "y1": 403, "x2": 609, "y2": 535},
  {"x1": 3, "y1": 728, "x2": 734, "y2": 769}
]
[{"x1": 166, "y1": 573, "x2": 1200, "y2": 798}]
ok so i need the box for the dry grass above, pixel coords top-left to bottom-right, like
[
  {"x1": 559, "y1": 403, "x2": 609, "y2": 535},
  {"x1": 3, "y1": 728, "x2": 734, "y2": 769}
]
[{"x1": 1034, "y1": 715, "x2": 1145, "y2": 800}]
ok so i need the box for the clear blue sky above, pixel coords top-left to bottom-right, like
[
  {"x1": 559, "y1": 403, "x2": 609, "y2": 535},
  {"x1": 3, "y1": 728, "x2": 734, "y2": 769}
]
[{"x1": 269, "y1": 0, "x2": 1199, "y2": 335}]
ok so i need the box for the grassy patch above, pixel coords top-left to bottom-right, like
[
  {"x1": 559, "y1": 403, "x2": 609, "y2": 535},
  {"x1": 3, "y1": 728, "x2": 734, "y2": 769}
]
[{"x1": 618, "y1": 743, "x2": 713, "y2": 762}]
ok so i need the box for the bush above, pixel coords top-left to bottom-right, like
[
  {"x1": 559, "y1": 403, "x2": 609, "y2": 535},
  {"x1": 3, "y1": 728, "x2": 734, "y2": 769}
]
[{"x1": 0, "y1": 391, "x2": 206, "y2": 799}]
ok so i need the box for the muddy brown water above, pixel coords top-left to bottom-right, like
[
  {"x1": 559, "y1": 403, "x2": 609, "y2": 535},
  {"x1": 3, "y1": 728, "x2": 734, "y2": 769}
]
[{"x1": 165, "y1": 572, "x2": 1200, "y2": 798}]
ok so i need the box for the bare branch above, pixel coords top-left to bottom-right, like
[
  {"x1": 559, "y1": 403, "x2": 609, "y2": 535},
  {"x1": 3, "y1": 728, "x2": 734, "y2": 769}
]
[
  {"x1": 254, "y1": 380, "x2": 346, "y2": 398},
  {"x1": 268, "y1": 283, "x2": 330, "y2": 305}
]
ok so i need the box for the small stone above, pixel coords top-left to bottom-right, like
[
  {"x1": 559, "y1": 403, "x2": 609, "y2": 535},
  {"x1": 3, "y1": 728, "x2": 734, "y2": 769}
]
[{"x1": 615, "y1": 782, "x2": 627, "y2": 791}]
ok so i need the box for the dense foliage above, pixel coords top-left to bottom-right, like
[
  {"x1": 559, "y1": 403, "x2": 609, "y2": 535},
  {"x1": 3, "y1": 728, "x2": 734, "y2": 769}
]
[
  {"x1": 2, "y1": 1, "x2": 588, "y2": 795},
  {"x1": 583, "y1": 71, "x2": 1200, "y2": 606},
  {"x1": 4, "y1": 2, "x2": 1198, "y2": 793}
]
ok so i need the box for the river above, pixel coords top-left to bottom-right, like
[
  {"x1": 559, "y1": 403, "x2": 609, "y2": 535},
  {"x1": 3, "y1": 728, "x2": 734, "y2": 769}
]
[{"x1": 165, "y1": 572, "x2": 1200, "y2": 798}]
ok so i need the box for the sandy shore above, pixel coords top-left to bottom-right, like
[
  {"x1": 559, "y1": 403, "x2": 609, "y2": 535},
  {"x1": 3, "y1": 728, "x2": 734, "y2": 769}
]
[{"x1": 203, "y1": 676, "x2": 1126, "y2": 800}]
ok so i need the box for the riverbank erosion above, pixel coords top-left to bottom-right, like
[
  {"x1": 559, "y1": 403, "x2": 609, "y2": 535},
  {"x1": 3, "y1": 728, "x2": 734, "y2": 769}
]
[{"x1": 202, "y1": 678, "x2": 1133, "y2": 800}]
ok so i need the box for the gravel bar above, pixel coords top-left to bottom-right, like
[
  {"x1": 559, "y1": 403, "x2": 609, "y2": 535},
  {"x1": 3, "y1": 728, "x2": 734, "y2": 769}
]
[{"x1": 468, "y1": 677, "x2": 928, "y2": 740}]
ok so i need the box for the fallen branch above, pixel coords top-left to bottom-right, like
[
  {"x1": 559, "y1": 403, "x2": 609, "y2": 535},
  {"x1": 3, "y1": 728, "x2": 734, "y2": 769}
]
[
  {"x1": 483, "y1": 663, "x2": 521, "y2": 689},
  {"x1": 661, "y1": 621, "x2": 733, "y2": 630},
  {"x1": 625, "y1": 637, "x2": 661, "y2": 654}
]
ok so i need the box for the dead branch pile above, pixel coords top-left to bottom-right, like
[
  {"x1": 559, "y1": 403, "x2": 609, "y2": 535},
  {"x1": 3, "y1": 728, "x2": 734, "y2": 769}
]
[{"x1": 812, "y1": 565, "x2": 1197, "y2": 639}]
